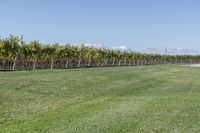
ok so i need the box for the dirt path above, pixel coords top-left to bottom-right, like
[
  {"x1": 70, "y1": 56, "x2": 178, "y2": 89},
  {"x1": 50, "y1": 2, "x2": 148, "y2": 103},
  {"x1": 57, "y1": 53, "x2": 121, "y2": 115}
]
[{"x1": 182, "y1": 64, "x2": 200, "y2": 67}]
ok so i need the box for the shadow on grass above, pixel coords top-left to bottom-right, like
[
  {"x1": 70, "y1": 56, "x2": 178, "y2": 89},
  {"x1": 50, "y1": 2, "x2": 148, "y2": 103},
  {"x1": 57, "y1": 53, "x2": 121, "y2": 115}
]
[{"x1": 0, "y1": 69, "x2": 13, "y2": 72}]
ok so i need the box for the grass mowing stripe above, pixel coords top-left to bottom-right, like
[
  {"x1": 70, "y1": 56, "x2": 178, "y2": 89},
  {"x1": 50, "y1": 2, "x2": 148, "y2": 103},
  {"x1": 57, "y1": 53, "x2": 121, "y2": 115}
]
[{"x1": 1, "y1": 65, "x2": 200, "y2": 132}]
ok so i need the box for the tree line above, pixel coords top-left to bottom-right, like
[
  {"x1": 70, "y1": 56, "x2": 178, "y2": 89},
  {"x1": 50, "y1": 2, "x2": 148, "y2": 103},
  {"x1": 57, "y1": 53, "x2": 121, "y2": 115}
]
[{"x1": 0, "y1": 35, "x2": 200, "y2": 70}]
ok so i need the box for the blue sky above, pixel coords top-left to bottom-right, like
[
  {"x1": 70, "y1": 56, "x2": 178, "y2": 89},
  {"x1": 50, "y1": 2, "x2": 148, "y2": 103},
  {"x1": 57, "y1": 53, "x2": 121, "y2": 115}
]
[{"x1": 0, "y1": 0, "x2": 200, "y2": 50}]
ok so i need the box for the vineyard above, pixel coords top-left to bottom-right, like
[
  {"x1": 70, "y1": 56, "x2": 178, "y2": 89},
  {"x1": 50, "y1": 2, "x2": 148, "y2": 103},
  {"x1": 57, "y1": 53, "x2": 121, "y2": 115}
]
[{"x1": 1, "y1": 35, "x2": 200, "y2": 70}]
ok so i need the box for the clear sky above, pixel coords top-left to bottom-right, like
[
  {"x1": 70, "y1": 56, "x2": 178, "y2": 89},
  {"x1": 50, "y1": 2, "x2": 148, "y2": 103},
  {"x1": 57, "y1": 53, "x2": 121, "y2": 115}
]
[{"x1": 1, "y1": 0, "x2": 200, "y2": 50}]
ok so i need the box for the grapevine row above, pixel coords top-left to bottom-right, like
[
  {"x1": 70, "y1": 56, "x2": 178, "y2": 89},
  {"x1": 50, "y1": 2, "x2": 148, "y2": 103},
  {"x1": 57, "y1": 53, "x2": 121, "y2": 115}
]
[{"x1": 0, "y1": 35, "x2": 199, "y2": 70}]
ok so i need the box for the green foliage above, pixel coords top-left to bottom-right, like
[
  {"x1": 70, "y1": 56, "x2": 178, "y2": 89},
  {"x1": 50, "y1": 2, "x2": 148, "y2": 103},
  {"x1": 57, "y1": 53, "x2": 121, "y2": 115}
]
[
  {"x1": 0, "y1": 35, "x2": 21, "y2": 59},
  {"x1": 0, "y1": 35, "x2": 200, "y2": 70}
]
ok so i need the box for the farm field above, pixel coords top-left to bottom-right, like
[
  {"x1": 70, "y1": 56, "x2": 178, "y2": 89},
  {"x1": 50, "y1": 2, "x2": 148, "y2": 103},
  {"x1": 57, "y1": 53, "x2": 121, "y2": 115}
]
[{"x1": 1, "y1": 64, "x2": 200, "y2": 132}]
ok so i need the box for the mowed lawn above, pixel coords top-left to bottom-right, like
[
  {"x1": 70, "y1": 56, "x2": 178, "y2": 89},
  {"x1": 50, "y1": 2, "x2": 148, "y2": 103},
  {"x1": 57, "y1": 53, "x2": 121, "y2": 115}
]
[{"x1": 1, "y1": 65, "x2": 200, "y2": 133}]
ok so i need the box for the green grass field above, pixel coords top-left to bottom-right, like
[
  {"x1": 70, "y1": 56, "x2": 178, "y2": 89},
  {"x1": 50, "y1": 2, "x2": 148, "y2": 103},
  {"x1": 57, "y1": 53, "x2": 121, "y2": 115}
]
[{"x1": 1, "y1": 65, "x2": 200, "y2": 133}]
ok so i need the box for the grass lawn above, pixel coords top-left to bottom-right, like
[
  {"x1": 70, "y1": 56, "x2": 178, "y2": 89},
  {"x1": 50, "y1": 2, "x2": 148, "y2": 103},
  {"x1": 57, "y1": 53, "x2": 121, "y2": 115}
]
[{"x1": 1, "y1": 65, "x2": 200, "y2": 133}]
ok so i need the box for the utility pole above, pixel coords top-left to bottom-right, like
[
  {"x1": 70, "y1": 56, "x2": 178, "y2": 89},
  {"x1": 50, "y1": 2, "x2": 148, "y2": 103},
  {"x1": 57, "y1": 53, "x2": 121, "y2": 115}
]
[{"x1": 165, "y1": 47, "x2": 168, "y2": 55}]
